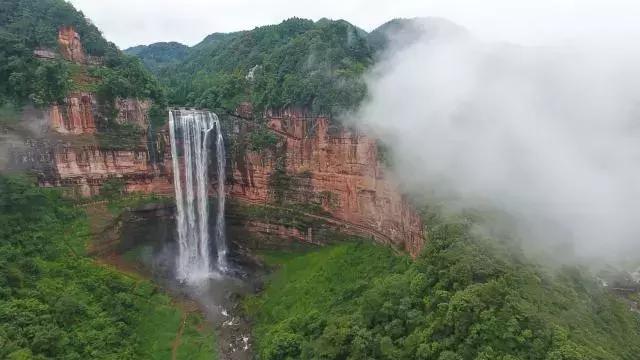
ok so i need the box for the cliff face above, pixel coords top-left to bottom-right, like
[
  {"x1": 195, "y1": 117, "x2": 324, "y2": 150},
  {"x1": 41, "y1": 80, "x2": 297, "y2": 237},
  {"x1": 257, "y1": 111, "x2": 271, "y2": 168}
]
[
  {"x1": 58, "y1": 26, "x2": 85, "y2": 64},
  {"x1": 228, "y1": 107, "x2": 425, "y2": 256},
  {"x1": 35, "y1": 24, "x2": 170, "y2": 197},
  {"x1": 34, "y1": 108, "x2": 173, "y2": 197},
  {"x1": 47, "y1": 94, "x2": 151, "y2": 136},
  {"x1": 115, "y1": 98, "x2": 152, "y2": 127},
  {"x1": 45, "y1": 145, "x2": 173, "y2": 197},
  {"x1": 49, "y1": 92, "x2": 96, "y2": 134},
  {"x1": 12, "y1": 24, "x2": 424, "y2": 253},
  {"x1": 15, "y1": 104, "x2": 424, "y2": 253},
  {"x1": 42, "y1": 87, "x2": 170, "y2": 197}
]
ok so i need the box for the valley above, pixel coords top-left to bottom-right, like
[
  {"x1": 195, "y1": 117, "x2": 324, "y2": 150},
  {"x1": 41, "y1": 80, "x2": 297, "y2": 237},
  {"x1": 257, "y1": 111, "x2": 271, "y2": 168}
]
[{"x1": 1, "y1": 0, "x2": 640, "y2": 359}]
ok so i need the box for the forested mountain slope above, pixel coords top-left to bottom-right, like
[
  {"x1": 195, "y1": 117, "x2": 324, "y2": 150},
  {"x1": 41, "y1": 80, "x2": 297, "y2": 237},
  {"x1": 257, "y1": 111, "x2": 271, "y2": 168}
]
[
  {"x1": 124, "y1": 42, "x2": 190, "y2": 73},
  {"x1": 139, "y1": 18, "x2": 372, "y2": 114},
  {"x1": 2, "y1": 3, "x2": 639, "y2": 359},
  {"x1": 128, "y1": 17, "x2": 468, "y2": 117},
  {"x1": 0, "y1": 0, "x2": 164, "y2": 111},
  {"x1": 247, "y1": 210, "x2": 640, "y2": 360}
]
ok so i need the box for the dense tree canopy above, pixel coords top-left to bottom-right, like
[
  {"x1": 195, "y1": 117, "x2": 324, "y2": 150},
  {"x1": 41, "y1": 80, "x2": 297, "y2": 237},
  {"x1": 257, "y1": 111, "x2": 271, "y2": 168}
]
[
  {"x1": 124, "y1": 42, "x2": 190, "y2": 73},
  {"x1": 0, "y1": 0, "x2": 165, "y2": 110},
  {"x1": 0, "y1": 0, "x2": 115, "y2": 56},
  {"x1": 246, "y1": 209, "x2": 640, "y2": 360},
  {"x1": 0, "y1": 175, "x2": 144, "y2": 358},
  {"x1": 0, "y1": 175, "x2": 216, "y2": 359},
  {"x1": 151, "y1": 18, "x2": 372, "y2": 115},
  {"x1": 127, "y1": 17, "x2": 466, "y2": 118}
]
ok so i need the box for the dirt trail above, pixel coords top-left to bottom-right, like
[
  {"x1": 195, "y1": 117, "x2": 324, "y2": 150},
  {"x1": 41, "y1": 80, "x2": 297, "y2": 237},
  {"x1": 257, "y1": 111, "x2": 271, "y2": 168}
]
[{"x1": 171, "y1": 312, "x2": 186, "y2": 360}]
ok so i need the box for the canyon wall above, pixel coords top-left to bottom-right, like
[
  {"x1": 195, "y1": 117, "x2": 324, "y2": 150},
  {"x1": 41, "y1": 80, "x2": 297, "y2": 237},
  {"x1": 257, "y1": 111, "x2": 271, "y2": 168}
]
[
  {"x1": 49, "y1": 92, "x2": 96, "y2": 134},
  {"x1": 45, "y1": 26, "x2": 172, "y2": 196},
  {"x1": 15, "y1": 103, "x2": 425, "y2": 254},
  {"x1": 11, "y1": 103, "x2": 424, "y2": 253},
  {"x1": 43, "y1": 144, "x2": 173, "y2": 197},
  {"x1": 58, "y1": 26, "x2": 85, "y2": 64},
  {"x1": 48, "y1": 94, "x2": 154, "y2": 136},
  {"x1": 227, "y1": 107, "x2": 425, "y2": 256},
  {"x1": 10, "y1": 25, "x2": 424, "y2": 253},
  {"x1": 42, "y1": 91, "x2": 170, "y2": 197}
]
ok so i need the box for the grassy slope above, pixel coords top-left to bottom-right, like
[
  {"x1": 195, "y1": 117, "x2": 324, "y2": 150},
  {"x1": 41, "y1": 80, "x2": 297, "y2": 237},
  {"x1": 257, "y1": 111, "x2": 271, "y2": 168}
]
[
  {"x1": 135, "y1": 294, "x2": 216, "y2": 360},
  {"x1": 89, "y1": 194, "x2": 217, "y2": 360},
  {"x1": 0, "y1": 176, "x2": 215, "y2": 359},
  {"x1": 245, "y1": 243, "x2": 410, "y2": 343},
  {"x1": 245, "y1": 232, "x2": 640, "y2": 359}
]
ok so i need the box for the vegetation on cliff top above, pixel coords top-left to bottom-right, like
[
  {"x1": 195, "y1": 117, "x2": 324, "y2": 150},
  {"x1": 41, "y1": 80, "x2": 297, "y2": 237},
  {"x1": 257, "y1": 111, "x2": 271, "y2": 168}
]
[
  {"x1": 0, "y1": 175, "x2": 215, "y2": 359},
  {"x1": 246, "y1": 211, "x2": 640, "y2": 360},
  {"x1": 0, "y1": 0, "x2": 169, "y2": 151},
  {"x1": 126, "y1": 17, "x2": 465, "y2": 119},
  {"x1": 150, "y1": 18, "x2": 372, "y2": 115},
  {"x1": 124, "y1": 42, "x2": 191, "y2": 73},
  {"x1": 0, "y1": 0, "x2": 165, "y2": 114}
]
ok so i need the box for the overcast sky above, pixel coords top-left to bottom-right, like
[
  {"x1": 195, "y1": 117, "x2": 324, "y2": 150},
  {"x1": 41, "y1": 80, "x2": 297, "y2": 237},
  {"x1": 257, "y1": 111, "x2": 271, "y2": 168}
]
[{"x1": 68, "y1": 0, "x2": 639, "y2": 49}]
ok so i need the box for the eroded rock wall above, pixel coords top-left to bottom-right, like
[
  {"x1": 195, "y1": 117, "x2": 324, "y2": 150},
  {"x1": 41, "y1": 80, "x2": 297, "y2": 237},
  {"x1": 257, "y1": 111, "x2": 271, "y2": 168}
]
[
  {"x1": 8, "y1": 26, "x2": 167, "y2": 197},
  {"x1": 47, "y1": 95, "x2": 152, "y2": 136},
  {"x1": 228, "y1": 107, "x2": 425, "y2": 256},
  {"x1": 49, "y1": 92, "x2": 96, "y2": 134},
  {"x1": 49, "y1": 145, "x2": 173, "y2": 197},
  {"x1": 14, "y1": 104, "x2": 424, "y2": 253},
  {"x1": 58, "y1": 26, "x2": 85, "y2": 64},
  {"x1": 115, "y1": 98, "x2": 151, "y2": 128}
]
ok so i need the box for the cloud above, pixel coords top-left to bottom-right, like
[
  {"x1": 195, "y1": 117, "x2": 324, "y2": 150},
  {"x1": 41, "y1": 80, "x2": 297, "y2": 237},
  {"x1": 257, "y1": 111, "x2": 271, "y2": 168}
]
[
  {"x1": 68, "y1": 0, "x2": 640, "y2": 49},
  {"x1": 350, "y1": 20, "x2": 640, "y2": 262}
]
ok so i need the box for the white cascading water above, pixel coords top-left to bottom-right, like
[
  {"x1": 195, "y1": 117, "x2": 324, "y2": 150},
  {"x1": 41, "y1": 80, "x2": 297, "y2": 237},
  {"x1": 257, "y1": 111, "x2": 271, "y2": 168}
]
[
  {"x1": 213, "y1": 115, "x2": 228, "y2": 271},
  {"x1": 168, "y1": 109, "x2": 228, "y2": 281}
]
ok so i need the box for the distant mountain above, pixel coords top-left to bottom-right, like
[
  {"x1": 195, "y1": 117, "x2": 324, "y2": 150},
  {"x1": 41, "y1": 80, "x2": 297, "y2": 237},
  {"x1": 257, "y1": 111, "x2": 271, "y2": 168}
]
[
  {"x1": 369, "y1": 17, "x2": 468, "y2": 53},
  {"x1": 129, "y1": 17, "x2": 373, "y2": 114},
  {"x1": 124, "y1": 42, "x2": 190, "y2": 73},
  {"x1": 192, "y1": 32, "x2": 242, "y2": 51},
  {"x1": 125, "y1": 17, "x2": 468, "y2": 114}
]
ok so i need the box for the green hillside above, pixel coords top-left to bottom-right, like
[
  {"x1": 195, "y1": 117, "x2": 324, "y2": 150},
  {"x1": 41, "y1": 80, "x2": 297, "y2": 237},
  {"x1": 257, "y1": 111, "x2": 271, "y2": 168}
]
[
  {"x1": 128, "y1": 17, "x2": 469, "y2": 117},
  {"x1": 0, "y1": 0, "x2": 163, "y2": 110},
  {"x1": 150, "y1": 18, "x2": 372, "y2": 115},
  {"x1": 0, "y1": 175, "x2": 216, "y2": 359},
  {"x1": 124, "y1": 42, "x2": 190, "y2": 73},
  {"x1": 247, "y1": 211, "x2": 640, "y2": 360}
]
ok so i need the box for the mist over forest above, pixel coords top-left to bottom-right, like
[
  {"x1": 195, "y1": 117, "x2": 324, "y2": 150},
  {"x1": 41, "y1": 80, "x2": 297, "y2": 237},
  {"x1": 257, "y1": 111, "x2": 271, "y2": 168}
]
[
  {"x1": 352, "y1": 19, "x2": 640, "y2": 265},
  {"x1": 1, "y1": 1, "x2": 639, "y2": 359}
]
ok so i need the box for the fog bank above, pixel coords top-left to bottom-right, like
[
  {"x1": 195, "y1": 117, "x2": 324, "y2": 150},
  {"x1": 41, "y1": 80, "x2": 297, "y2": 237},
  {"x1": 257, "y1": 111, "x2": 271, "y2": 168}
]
[{"x1": 351, "y1": 23, "x2": 640, "y2": 261}]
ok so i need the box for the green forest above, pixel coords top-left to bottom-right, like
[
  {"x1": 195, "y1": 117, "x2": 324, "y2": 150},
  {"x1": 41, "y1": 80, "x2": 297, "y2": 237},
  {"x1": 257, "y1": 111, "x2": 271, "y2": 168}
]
[
  {"x1": 0, "y1": 0, "x2": 164, "y2": 114},
  {"x1": 0, "y1": 175, "x2": 216, "y2": 359},
  {"x1": 246, "y1": 212, "x2": 640, "y2": 360},
  {"x1": 1, "y1": 0, "x2": 639, "y2": 359},
  {"x1": 124, "y1": 42, "x2": 191, "y2": 74},
  {"x1": 145, "y1": 18, "x2": 373, "y2": 115}
]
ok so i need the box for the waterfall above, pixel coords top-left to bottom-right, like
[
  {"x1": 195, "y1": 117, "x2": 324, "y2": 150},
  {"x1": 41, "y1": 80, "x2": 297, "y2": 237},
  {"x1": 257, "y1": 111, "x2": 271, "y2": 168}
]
[
  {"x1": 168, "y1": 109, "x2": 228, "y2": 281},
  {"x1": 214, "y1": 115, "x2": 228, "y2": 271}
]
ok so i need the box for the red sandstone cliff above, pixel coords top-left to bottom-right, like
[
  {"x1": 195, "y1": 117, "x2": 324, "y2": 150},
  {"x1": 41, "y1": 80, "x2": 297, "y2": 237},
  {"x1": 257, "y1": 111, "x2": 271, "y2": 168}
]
[
  {"x1": 48, "y1": 95, "x2": 151, "y2": 136},
  {"x1": 45, "y1": 145, "x2": 173, "y2": 197},
  {"x1": 18, "y1": 26, "x2": 169, "y2": 196},
  {"x1": 115, "y1": 98, "x2": 152, "y2": 127},
  {"x1": 22, "y1": 103, "x2": 424, "y2": 254},
  {"x1": 58, "y1": 26, "x2": 85, "y2": 64},
  {"x1": 43, "y1": 99, "x2": 171, "y2": 197},
  {"x1": 49, "y1": 92, "x2": 96, "y2": 134},
  {"x1": 228, "y1": 107, "x2": 425, "y2": 256},
  {"x1": 23, "y1": 24, "x2": 424, "y2": 252}
]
